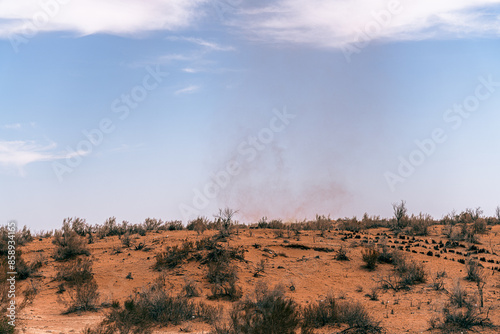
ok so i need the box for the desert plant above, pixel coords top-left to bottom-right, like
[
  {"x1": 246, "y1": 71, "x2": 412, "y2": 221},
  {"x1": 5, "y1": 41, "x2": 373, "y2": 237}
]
[
  {"x1": 182, "y1": 279, "x2": 201, "y2": 297},
  {"x1": 56, "y1": 258, "x2": 93, "y2": 286},
  {"x1": 121, "y1": 232, "x2": 132, "y2": 248},
  {"x1": 187, "y1": 217, "x2": 209, "y2": 235},
  {"x1": 65, "y1": 278, "x2": 100, "y2": 313},
  {"x1": 53, "y1": 222, "x2": 90, "y2": 261},
  {"x1": 214, "y1": 208, "x2": 237, "y2": 237},
  {"x1": 230, "y1": 283, "x2": 300, "y2": 334},
  {"x1": 335, "y1": 245, "x2": 349, "y2": 261},
  {"x1": 465, "y1": 259, "x2": 483, "y2": 283},
  {"x1": 362, "y1": 247, "x2": 380, "y2": 270},
  {"x1": 302, "y1": 294, "x2": 381, "y2": 333},
  {"x1": 392, "y1": 200, "x2": 408, "y2": 230}
]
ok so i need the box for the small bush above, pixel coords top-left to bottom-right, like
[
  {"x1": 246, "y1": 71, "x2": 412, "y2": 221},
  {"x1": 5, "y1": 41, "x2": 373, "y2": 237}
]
[
  {"x1": 56, "y1": 258, "x2": 93, "y2": 286},
  {"x1": 230, "y1": 283, "x2": 300, "y2": 334},
  {"x1": 335, "y1": 246, "x2": 349, "y2": 261},
  {"x1": 302, "y1": 295, "x2": 381, "y2": 333},
  {"x1": 362, "y1": 248, "x2": 379, "y2": 270},
  {"x1": 187, "y1": 217, "x2": 209, "y2": 234},
  {"x1": 154, "y1": 241, "x2": 194, "y2": 269},
  {"x1": 53, "y1": 222, "x2": 90, "y2": 261},
  {"x1": 465, "y1": 259, "x2": 483, "y2": 283},
  {"x1": 65, "y1": 278, "x2": 100, "y2": 314},
  {"x1": 99, "y1": 280, "x2": 221, "y2": 333},
  {"x1": 208, "y1": 262, "x2": 241, "y2": 300},
  {"x1": 183, "y1": 279, "x2": 201, "y2": 298}
]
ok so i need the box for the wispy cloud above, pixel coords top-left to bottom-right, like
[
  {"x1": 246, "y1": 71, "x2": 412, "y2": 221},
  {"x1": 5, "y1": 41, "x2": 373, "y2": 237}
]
[
  {"x1": 167, "y1": 36, "x2": 236, "y2": 51},
  {"x1": 174, "y1": 85, "x2": 200, "y2": 95},
  {"x1": 0, "y1": 0, "x2": 207, "y2": 38},
  {"x1": 1, "y1": 123, "x2": 21, "y2": 130},
  {"x1": 0, "y1": 140, "x2": 87, "y2": 173},
  {"x1": 232, "y1": 0, "x2": 500, "y2": 48}
]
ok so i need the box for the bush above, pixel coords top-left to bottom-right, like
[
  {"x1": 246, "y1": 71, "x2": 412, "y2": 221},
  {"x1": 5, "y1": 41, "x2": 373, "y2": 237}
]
[
  {"x1": 56, "y1": 258, "x2": 93, "y2": 286},
  {"x1": 465, "y1": 259, "x2": 483, "y2": 283},
  {"x1": 154, "y1": 241, "x2": 194, "y2": 270},
  {"x1": 65, "y1": 278, "x2": 100, "y2": 313},
  {"x1": 98, "y1": 280, "x2": 221, "y2": 333},
  {"x1": 53, "y1": 222, "x2": 90, "y2": 261},
  {"x1": 302, "y1": 294, "x2": 381, "y2": 333},
  {"x1": 229, "y1": 283, "x2": 300, "y2": 334},
  {"x1": 182, "y1": 279, "x2": 201, "y2": 298},
  {"x1": 335, "y1": 246, "x2": 349, "y2": 261},
  {"x1": 362, "y1": 248, "x2": 379, "y2": 270},
  {"x1": 187, "y1": 217, "x2": 209, "y2": 234},
  {"x1": 208, "y1": 262, "x2": 241, "y2": 300}
]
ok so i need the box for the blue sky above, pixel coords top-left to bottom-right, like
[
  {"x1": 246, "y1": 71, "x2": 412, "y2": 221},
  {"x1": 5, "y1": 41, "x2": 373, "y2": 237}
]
[{"x1": 1, "y1": 0, "x2": 500, "y2": 230}]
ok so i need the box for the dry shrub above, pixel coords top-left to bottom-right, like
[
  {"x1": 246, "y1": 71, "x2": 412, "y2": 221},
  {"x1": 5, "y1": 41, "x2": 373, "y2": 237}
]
[
  {"x1": 56, "y1": 258, "x2": 93, "y2": 286},
  {"x1": 154, "y1": 241, "x2": 194, "y2": 269},
  {"x1": 208, "y1": 262, "x2": 241, "y2": 300},
  {"x1": 362, "y1": 248, "x2": 379, "y2": 270},
  {"x1": 182, "y1": 279, "x2": 201, "y2": 298},
  {"x1": 65, "y1": 278, "x2": 100, "y2": 314},
  {"x1": 229, "y1": 283, "x2": 300, "y2": 334},
  {"x1": 302, "y1": 294, "x2": 381, "y2": 333},
  {"x1": 53, "y1": 222, "x2": 90, "y2": 261},
  {"x1": 96, "y1": 280, "x2": 221, "y2": 333},
  {"x1": 335, "y1": 246, "x2": 349, "y2": 261}
]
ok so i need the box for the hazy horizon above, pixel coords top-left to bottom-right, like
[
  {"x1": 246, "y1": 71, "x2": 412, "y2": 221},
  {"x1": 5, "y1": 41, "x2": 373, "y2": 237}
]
[{"x1": 1, "y1": 1, "x2": 500, "y2": 230}]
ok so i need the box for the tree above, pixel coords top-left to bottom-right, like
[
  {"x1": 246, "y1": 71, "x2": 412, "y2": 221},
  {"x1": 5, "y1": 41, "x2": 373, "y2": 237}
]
[{"x1": 392, "y1": 200, "x2": 408, "y2": 230}]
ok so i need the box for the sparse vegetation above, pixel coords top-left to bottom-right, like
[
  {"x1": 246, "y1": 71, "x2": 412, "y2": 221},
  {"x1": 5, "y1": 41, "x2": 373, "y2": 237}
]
[
  {"x1": 53, "y1": 221, "x2": 90, "y2": 261},
  {"x1": 361, "y1": 247, "x2": 379, "y2": 270}
]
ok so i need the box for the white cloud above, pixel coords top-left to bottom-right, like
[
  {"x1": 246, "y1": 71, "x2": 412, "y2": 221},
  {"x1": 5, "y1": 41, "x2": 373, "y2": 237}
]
[
  {"x1": 0, "y1": 140, "x2": 87, "y2": 172},
  {"x1": 167, "y1": 36, "x2": 236, "y2": 51},
  {"x1": 232, "y1": 0, "x2": 500, "y2": 48},
  {"x1": 174, "y1": 85, "x2": 200, "y2": 95},
  {"x1": 0, "y1": 0, "x2": 207, "y2": 38},
  {"x1": 1, "y1": 123, "x2": 21, "y2": 130}
]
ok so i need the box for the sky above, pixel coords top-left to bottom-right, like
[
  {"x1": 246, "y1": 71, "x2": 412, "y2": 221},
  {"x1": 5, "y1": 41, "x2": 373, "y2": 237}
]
[{"x1": 1, "y1": 0, "x2": 500, "y2": 231}]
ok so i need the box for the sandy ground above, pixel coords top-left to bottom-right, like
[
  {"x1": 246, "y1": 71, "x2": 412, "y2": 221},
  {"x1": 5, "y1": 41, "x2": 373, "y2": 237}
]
[{"x1": 15, "y1": 225, "x2": 500, "y2": 334}]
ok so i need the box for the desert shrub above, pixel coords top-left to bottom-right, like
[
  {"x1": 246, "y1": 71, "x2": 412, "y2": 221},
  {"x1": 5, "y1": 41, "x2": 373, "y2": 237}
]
[
  {"x1": 187, "y1": 217, "x2": 209, "y2": 234},
  {"x1": 407, "y1": 213, "x2": 434, "y2": 236},
  {"x1": 16, "y1": 255, "x2": 33, "y2": 280},
  {"x1": 302, "y1": 295, "x2": 381, "y2": 333},
  {"x1": 53, "y1": 222, "x2": 90, "y2": 261},
  {"x1": 379, "y1": 252, "x2": 426, "y2": 290},
  {"x1": 338, "y1": 217, "x2": 363, "y2": 232},
  {"x1": 399, "y1": 260, "x2": 426, "y2": 287},
  {"x1": 154, "y1": 241, "x2": 194, "y2": 270},
  {"x1": 56, "y1": 258, "x2": 93, "y2": 286},
  {"x1": 449, "y1": 280, "x2": 472, "y2": 308},
  {"x1": 0, "y1": 223, "x2": 33, "y2": 256},
  {"x1": 164, "y1": 220, "x2": 183, "y2": 231},
  {"x1": 465, "y1": 259, "x2": 483, "y2": 283},
  {"x1": 430, "y1": 278, "x2": 493, "y2": 331},
  {"x1": 431, "y1": 271, "x2": 446, "y2": 291},
  {"x1": 214, "y1": 208, "x2": 237, "y2": 237},
  {"x1": 229, "y1": 283, "x2": 300, "y2": 334},
  {"x1": 100, "y1": 280, "x2": 221, "y2": 333},
  {"x1": 302, "y1": 294, "x2": 339, "y2": 329},
  {"x1": 65, "y1": 217, "x2": 89, "y2": 236},
  {"x1": 143, "y1": 218, "x2": 162, "y2": 231},
  {"x1": 335, "y1": 246, "x2": 349, "y2": 261},
  {"x1": 362, "y1": 247, "x2": 379, "y2": 270},
  {"x1": 208, "y1": 262, "x2": 241, "y2": 300},
  {"x1": 392, "y1": 200, "x2": 408, "y2": 231},
  {"x1": 182, "y1": 279, "x2": 201, "y2": 297},
  {"x1": 361, "y1": 213, "x2": 391, "y2": 229},
  {"x1": 120, "y1": 232, "x2": 132, "y2": 248},
  {"x1": 377, "y1": 243, "x2": 394, "y2": 264},
  {"x1": 65, "y1": 278, "x2": 100, "y2": 313}
]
